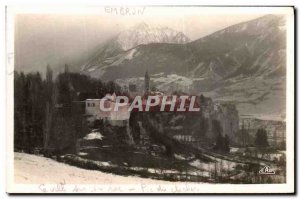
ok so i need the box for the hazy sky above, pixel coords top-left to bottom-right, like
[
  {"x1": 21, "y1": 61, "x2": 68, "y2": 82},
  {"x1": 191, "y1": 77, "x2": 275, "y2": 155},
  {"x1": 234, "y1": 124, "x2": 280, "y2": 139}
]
[{"x1": 13, "y1": 6, "x2": 273, "y2": 74}]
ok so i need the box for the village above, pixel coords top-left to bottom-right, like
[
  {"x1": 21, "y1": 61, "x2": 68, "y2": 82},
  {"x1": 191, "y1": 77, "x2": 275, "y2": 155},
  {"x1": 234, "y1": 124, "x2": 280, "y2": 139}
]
[
  {"x1": 13, "y1": 66, "x2": 287, "y2": 184},
  {"x1": 83, "y1": 71, "x2": 286, "y2": 148},
  {"x1": 73, "y1": 71, "x2": 286, "y2": 183}
]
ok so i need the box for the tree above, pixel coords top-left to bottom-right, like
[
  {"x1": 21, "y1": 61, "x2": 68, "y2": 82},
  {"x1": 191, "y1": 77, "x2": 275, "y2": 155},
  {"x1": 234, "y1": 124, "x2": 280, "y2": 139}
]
[
  {"x1": 214, "y1": 133, "x2": 223, "y2": 151},
  {"x1": 105, "y1": 81, "x2": 121, "y2": 95},
  {"x1": 213, "y1": 133, "x2": 230, "y2": 153},
  {"x1": 14, "y1": 71, "x2": 45, "y2": 152},
  {"x1": 46, "y1": 64, "x2": 53, "y2": 85},
  {"x1": 129, "y1": 112, "x2": 141, "y2": 144},
  {"x1": 255, "y1": 128, "x2": 269, "y2": 148},
  {"x1": 44, "y1": 65, "x2": 54, "y2": 149},
  {"x1": 279, "y1": 141, "x2": 286, "y2": 150},
  {"x1": 14, "y1": 69, "x2": 126, "y2": 155},
  {"x1": 212, "y1": 120, "x2": 228, "y2": 153},
  {"x1": 212, "y1": 119, "x2": 222, "y2": 137},
  {"x1": 199, "y1": 94, "x2": 205, "y2": 104},
  {"x1": 50, "y1": 71, "x2": 75, "y2": 153},
  {"x1": 198, "y1": 117, "x2": 209, "y2": 138},
  {"x1": 224, "y1": 134, "x2": 230, "y2": 152},
  {"x1": 96, "y1": 80, "x2": 105, "y2": 98}
]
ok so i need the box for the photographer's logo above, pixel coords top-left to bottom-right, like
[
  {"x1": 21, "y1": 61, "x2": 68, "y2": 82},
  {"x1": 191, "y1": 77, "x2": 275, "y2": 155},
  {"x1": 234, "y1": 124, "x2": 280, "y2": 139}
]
[{"x1": 259, "y1": 165, "x2": 275, "y2": 175}]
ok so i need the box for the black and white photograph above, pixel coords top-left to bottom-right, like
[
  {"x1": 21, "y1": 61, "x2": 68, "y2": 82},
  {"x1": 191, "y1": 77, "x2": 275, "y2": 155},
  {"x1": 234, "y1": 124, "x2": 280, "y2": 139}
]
[{"x1": 5, "y1": 6, "x2": 295, "y2": 194}]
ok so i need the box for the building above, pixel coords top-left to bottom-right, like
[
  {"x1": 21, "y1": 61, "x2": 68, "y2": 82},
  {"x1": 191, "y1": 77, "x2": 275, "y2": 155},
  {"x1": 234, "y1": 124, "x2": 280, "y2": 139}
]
[
  {"x1": 85, "y1": 93, "x2": 131, "y2": 127},
  {"x1": 173, "y1": 135, "x2": 196, "y2": 143}
]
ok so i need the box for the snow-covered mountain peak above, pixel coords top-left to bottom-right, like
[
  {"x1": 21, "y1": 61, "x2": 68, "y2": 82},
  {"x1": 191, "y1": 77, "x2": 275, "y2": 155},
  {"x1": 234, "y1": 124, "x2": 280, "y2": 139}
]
[{"x1": 116, "y1": 22, "x2": 190, "y2": 50}]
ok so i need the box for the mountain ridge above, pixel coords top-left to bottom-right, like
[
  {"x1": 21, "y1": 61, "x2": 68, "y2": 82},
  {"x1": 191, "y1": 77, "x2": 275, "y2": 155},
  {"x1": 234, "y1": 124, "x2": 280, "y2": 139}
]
[
  {"x1": 81, "y1": 14, "x2": 285, "y2": 81},
  {"x1": 79, "y1": 14, "x2": 286, "y2": 117}
]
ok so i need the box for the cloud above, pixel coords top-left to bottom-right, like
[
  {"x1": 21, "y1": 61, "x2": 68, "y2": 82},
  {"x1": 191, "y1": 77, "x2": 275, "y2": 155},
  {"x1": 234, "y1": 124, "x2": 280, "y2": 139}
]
[{"x1": 14, "y1": 7, "x2": 265, "y2": 74}]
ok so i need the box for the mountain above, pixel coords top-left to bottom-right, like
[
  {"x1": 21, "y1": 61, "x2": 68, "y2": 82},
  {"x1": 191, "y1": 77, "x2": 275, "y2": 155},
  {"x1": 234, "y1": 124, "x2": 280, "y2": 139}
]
[
  {"x1": 117, "y1": 22, "x2": 190, "y2": 50},
  {"x1": 81, "y1": 23, "x2": 190, "y2": 72},
  {"x1": 189, "y1": 14, "x2": 286, "y2": 79},
  {"x1": 81, "y1": 15, "x2": 286, "y2": 119},
  {"x1": 82, "y1": 15, "x2": 285, "y2": 80}
]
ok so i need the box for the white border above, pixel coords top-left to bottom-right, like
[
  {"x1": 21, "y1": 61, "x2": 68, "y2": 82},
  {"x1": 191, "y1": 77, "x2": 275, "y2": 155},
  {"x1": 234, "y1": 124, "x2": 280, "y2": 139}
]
[{"x1": 5, "y1": 6, "x2": 295, "y2": 194}]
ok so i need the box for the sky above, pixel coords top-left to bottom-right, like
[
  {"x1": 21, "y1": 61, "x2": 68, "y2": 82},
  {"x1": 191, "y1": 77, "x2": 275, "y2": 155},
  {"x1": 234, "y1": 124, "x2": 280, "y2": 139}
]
[{"x1": 13, "y1": 6, "x2": 282, "y2": 74}]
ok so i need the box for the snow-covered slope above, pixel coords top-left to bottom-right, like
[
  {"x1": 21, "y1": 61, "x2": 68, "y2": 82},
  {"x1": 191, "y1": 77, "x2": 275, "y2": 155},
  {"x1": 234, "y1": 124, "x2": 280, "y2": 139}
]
[{"x1": 13, "y1": 152, "x2": 166, "y2": 185}]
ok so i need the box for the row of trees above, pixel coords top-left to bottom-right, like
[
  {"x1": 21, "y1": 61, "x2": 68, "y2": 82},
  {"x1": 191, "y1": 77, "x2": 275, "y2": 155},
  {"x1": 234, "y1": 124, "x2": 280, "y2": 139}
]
[
  {"x1": 14, "y1": 65, "x2": 124, "y2": 154},
  {"x1": 14, "y1": 71, "x2": 46, "y2": 151}
]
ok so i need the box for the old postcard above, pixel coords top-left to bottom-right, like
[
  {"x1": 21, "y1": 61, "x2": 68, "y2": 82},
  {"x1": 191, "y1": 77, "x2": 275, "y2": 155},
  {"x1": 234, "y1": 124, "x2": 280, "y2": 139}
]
[{"x1": 6, "y1": 6, "x2": 295, "y2": 194}]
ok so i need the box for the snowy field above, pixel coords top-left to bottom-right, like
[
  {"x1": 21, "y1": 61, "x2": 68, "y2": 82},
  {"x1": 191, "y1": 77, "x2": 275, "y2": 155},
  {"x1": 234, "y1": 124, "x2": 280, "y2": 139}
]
[{"x1": 14, "y1": 152, "x2": 170, "y2": 184}]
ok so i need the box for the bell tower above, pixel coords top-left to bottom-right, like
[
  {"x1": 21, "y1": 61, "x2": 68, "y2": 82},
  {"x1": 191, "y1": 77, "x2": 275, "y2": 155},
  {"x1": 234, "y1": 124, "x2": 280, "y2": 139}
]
[{"x1": 144, "y1": 71, "x2": 150, "y2": 94}]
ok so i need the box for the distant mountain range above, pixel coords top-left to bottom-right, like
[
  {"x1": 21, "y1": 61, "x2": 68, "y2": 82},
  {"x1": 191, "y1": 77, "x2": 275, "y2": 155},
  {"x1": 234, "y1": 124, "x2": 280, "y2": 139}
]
[
  {"x1": 81, "y1": 15, "x2": 285, "y2": 80},
  {"x1": 80, "y1": 14, "x2": 286, "y2": 119}
]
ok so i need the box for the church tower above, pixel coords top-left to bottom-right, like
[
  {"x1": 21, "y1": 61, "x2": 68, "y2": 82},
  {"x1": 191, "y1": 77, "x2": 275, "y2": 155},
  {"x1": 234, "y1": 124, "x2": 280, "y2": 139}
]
[{"x1": 144, "y1": 71, "x2": 150, "y2": 94}]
